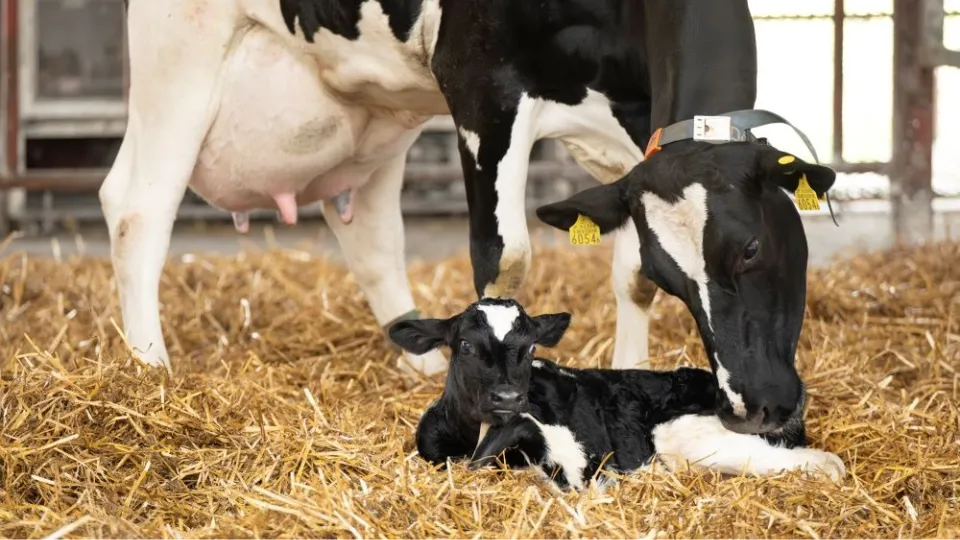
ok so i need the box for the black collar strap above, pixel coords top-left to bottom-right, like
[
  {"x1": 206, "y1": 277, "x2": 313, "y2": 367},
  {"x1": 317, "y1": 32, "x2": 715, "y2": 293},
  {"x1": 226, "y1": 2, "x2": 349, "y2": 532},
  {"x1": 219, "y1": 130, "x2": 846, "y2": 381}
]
[{"x1": 643, "y1": 109, "x2": 838, "y2": 226}]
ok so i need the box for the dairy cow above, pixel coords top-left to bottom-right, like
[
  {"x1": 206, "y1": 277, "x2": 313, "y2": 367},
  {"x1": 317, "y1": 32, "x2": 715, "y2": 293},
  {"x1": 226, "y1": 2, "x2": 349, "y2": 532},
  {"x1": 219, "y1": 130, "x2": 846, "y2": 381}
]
[{"x1": 105, "y1": 0, "x2": 834, "y2": 436}]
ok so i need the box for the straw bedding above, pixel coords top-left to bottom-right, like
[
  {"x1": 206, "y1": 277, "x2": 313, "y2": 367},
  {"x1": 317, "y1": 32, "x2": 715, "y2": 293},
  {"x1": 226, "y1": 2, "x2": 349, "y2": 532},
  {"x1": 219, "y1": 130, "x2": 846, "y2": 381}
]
[{"x1": 0, "y1": 233, "x2": 958, "y2": 539}]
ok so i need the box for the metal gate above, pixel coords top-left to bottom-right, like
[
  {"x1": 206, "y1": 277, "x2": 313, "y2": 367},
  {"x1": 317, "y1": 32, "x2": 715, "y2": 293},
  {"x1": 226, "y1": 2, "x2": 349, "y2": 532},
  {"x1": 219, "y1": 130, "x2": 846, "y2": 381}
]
[{"x1": 1, "y1": 0, "x2": 958, "y2": 237}]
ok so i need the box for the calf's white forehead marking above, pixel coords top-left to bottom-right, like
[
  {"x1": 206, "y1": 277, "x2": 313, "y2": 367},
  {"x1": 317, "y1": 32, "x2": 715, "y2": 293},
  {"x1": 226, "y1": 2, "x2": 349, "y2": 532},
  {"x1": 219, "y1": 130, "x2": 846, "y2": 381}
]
[
  {"x1": 642, "y1": 185, "x2": 746, "y2": 417},
  {"x1": 477, "y1": 304, "x2": 520, "y2": 341},
  {"x1": 521, "y1": 413, "x2": 588, "y2": 490}
]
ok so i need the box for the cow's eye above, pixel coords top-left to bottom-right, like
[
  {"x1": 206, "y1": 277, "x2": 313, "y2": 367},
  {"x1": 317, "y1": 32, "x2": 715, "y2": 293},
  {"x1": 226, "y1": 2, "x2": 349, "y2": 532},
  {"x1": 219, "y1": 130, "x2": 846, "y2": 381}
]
[
  {"x1": 459, "y1": 340, "x2": 474, "y2": 355},
  {"x1": 743, "y1": 238, "x2": 760, "y2": 261}
]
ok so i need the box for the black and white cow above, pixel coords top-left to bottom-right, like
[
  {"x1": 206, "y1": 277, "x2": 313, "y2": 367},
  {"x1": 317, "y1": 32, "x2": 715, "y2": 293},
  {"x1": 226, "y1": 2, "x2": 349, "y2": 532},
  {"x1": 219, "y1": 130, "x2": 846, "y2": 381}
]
[
  {"x1": 106, "y1": 0, "x2": 833, "y2": 436},
  {"x1": 389, "y1": 298, "x2": 845, "y2": 491}
]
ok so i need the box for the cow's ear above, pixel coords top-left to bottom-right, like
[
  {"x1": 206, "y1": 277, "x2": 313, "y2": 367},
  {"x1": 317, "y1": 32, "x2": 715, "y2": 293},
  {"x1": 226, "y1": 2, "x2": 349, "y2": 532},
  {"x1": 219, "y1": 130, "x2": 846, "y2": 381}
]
[
  {"x1": 531, "y1": 312, "x2": 571, "y2": 347},
  {"x1": 757, "y1": 147, "x2": 836, "y2": 197},
  {"x1": 388, "y1": 318, "x2": 453, "y2": 355},
  {"x1": 535, "y1": 180, "x2": 630, "y2": 234}
]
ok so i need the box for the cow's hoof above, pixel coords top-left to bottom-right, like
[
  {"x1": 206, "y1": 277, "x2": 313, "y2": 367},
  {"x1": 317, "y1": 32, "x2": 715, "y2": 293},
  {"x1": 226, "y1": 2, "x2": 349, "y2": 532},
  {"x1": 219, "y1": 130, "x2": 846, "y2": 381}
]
[
  {"x1": 396, "y1": 349, "x2": 448, "y2": 377},
  {"x1": 130, "y1": 348, "x2": 173, "y2": 374}
]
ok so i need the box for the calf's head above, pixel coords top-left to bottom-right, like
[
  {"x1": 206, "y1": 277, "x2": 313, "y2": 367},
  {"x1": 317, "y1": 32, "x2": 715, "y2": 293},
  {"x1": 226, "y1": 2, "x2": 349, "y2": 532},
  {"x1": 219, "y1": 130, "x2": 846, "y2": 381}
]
[
  {"x1": 388, "y1": 299, "x2": 571, "y2": 425},
  {"x1": 536, "y1": 141, "x2": 836, "y2": 434}
]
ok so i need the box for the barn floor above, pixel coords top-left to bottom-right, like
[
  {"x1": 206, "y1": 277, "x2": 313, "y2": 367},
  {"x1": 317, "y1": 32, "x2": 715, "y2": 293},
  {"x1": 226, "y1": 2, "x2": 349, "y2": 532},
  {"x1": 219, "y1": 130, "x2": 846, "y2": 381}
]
[{"x1": 0, "y1": 235, "x2": 958, "y2": 538}]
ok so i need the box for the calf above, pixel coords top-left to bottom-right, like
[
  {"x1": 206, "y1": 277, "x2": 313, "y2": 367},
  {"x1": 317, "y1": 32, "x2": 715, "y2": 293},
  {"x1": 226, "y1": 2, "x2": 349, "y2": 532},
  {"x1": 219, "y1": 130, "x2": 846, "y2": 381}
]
[{"x1": 390, "y1": 299, "x2": 845, "y2": 491}]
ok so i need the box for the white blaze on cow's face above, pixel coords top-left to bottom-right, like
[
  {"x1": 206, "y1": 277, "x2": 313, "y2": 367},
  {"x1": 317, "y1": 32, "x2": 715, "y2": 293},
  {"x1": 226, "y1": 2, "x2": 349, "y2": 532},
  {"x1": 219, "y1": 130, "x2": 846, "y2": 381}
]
[{"x1": 640, "y1": 184, "x2": 747, "y2": 417}]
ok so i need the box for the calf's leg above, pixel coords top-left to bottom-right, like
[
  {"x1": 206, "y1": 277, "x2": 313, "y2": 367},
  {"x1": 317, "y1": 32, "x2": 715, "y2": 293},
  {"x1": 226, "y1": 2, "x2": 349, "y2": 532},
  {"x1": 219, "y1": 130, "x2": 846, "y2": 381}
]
[{"x1": 322, "y1": 153, "x2": 447, "y2": 376}]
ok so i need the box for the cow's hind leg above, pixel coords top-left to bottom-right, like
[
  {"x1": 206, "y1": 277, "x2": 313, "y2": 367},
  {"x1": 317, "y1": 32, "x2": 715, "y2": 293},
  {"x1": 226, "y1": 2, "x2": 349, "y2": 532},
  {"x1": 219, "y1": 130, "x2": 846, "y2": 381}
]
[
  {"x1": 610, "y1": 222, "x2": 658, "y2": 369},
  {"x1": 323, "y1": 153, "x2": 447, "y2": 376},
  {"x1": 652, "y1": 415, "x2": 846, "y2": 481},
  {"x1": 100, "y1": 135, "x2": 134, "y2": 240},
  {"x1": 107, "y1": 0, "x2": 235, "y2": 371}
]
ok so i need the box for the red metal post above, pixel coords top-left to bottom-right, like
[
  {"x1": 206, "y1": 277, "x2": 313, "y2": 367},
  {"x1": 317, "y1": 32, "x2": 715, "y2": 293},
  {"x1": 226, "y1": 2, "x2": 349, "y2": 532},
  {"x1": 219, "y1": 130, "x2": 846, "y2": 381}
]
[
  {"x1": 892, "y1": 0, "x2": 935, "y2": 244},
  {"x1": 2, "y1": 0, "x2": 20, "y2": 179}
]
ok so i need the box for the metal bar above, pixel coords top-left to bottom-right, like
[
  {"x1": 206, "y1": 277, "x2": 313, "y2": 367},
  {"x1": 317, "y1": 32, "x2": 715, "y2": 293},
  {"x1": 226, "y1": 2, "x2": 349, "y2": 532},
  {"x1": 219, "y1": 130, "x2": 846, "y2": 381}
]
[
  {"x1": 752, "y1": 10, "x2": 958, "y2": 21},
  {"x1": 832, "y1": 0, "x2": 845, "y2": 163},
  {"x1": 5, "y1": 158, "x2": 883, "y2": 192},
  {"x1": 891, "y1": 0, "x2": 935, "y2": 244},
  {"x1": 935, "y1": 48, "x2": 960, "y2": 67},
  {"x1": 830, "y1": 161, "x2": 888, "y2": 175},
  {"x1": 919, "y1": 0, "x2": 960, "y2": 68},
  {"x1": 2, "y1": 0, "x2": 19, "y2": 177},
  {"x1": 0, "y1": 161, "x2": 593, "y2": 191},
  {"x1": 920, "y1": 0, "x2": 945, "y2": 67}
]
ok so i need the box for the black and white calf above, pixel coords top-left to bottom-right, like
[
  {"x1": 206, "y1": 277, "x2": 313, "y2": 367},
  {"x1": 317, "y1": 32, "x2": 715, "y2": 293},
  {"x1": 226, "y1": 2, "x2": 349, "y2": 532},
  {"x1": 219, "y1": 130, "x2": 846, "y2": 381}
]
[{"x1": 389, "y1": 299, "x2": 845, "y2": 491}]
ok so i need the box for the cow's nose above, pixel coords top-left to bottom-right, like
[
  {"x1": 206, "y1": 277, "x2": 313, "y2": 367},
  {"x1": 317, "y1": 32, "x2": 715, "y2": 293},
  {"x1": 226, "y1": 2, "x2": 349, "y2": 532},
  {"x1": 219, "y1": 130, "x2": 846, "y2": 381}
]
[{"x1": 759, "y1": 403, "x2": 797, "y2": 431}]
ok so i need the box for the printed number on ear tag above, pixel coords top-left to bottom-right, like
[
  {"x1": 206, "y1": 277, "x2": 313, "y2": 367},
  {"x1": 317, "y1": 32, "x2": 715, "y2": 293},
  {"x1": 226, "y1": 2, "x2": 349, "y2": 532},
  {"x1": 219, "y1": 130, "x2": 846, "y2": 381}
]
[
  {"x1": 569, "y1": 214, "x2": 601, "y2": 246},
  {"x1": 794, "y1": 174, "x2": 821, "y2": 211}
]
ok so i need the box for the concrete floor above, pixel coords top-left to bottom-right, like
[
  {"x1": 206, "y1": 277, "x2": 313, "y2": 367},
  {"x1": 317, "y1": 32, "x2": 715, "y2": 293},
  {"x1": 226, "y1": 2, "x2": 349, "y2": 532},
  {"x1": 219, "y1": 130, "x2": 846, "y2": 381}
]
[{"x1": 5, "y1": 204, "x2": 959, "y2": 268}]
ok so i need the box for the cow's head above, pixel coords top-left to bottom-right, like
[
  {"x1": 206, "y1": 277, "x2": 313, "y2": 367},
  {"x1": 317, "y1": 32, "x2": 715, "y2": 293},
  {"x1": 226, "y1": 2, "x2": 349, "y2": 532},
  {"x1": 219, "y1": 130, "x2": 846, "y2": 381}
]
[
  {"x1": 536, "y1": 140, "x2": 836, "y2": 434},
  {"x1": 388, "y1": 298, "x2": 571, "y2": 426}
]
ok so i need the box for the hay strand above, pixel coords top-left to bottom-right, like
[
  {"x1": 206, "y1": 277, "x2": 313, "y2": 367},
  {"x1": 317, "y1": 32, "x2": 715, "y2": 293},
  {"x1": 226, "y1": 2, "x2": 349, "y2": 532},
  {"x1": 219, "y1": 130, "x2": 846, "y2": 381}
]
[{"x1": 1, "y1": 239, "x2": 959, "y2": 538}]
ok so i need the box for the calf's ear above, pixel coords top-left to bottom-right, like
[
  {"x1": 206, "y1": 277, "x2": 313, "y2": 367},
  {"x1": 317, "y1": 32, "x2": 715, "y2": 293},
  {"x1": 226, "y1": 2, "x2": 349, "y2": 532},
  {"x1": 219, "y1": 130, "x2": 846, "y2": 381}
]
[
  {"x1": 532, "y1": 312, "x2": 572, "y2": 347},
  {"x1": 535, "y1": 180, "x2": 630, "y2": 234},
  {"x1": 756, "y1": 146, "x2": 837, "y2": 197},
  {"x1": 388, "y1": 318, "x2": 452, "y2": 355}
]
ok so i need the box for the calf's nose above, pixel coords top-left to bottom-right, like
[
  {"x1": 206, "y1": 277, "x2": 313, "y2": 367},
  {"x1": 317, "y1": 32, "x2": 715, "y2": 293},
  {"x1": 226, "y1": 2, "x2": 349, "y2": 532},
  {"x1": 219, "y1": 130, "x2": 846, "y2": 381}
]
[{"x1": 489, "y1": 387, "x2": 523, "y2": 410}]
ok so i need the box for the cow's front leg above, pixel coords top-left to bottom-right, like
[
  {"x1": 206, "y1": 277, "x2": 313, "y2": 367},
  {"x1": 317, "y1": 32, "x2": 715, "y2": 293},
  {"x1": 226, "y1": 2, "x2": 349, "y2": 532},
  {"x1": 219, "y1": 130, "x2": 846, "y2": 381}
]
[
  {"x1": 455, "y1": 97, "x2": 540, "y2": 299},
  {"x1": 610, "y1": 221, "x2": 658, "y2": 369},
  {"x1": 322, "y1": 153, "x2": 447, "y2": 376}
]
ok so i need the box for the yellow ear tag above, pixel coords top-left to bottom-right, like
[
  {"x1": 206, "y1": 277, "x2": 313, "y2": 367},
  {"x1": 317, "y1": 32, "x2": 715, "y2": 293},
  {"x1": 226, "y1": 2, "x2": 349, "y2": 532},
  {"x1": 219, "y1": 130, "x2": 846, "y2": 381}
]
[
  {"x1": 569, "y1": 214, "x2": 601, "y2": 246},
  {"x1": 778, "y1": 155, "x2": 796, "y2": 165},
  {"x1": 794, "y1": 174, "x2": 821, "y2": 211}
]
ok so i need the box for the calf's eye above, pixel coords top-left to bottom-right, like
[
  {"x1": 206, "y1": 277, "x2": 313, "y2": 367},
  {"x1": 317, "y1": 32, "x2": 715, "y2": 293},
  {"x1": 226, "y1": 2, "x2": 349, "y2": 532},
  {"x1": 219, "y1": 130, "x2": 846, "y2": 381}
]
[
  {"x1": 459, "y1": 340, "x2": 474, "y2": 355},
  {"x1": 743, "y1": 239, "x2": 760, "y2": 261}
]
